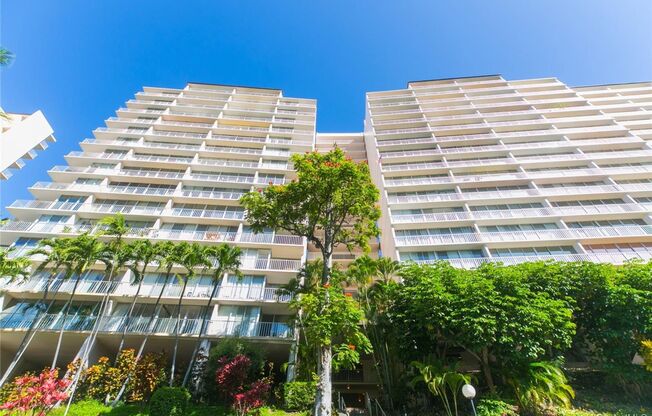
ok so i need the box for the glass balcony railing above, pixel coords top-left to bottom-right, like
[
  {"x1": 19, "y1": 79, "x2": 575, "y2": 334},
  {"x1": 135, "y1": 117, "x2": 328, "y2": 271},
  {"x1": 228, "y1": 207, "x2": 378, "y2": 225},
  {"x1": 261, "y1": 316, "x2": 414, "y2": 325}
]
[{"x1": 0, "y1": 314, "x2": 292, "y2": 339}]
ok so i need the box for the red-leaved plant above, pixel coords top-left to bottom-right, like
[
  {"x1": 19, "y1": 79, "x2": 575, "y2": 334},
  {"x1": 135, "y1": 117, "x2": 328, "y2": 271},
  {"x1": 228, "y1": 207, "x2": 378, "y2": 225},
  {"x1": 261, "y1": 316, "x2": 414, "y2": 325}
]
[
  {"x1": 214, "y1": 354, "x2": 271, "y2": 414},
  {"x1": 233, "y1": 378, "x2": 272, "y2": 416},
  {"x1": 215, "y1": 354, "x2": 251, "y2": 403},
  {"x1": 0, "y1": 368, "x2": 70, "y2": 416}
]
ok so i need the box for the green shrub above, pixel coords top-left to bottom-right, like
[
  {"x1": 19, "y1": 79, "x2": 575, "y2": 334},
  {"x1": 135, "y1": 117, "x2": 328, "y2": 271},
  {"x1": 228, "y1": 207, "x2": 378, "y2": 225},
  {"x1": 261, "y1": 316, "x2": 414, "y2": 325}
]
[
  {"x1": 282, "y1": 381, "x2": 316, "y2": 412},
  {"x1": 149, "y1": 387, "x2": 191, "y2": 416},
  {"x1": 476, "y1": 399, "x2": 518, "y2": 416}
]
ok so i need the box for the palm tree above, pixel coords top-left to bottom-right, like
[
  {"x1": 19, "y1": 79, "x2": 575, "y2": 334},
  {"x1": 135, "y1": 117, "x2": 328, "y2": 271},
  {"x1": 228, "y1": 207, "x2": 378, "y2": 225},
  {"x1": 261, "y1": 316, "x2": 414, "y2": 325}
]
[
  {"x1": 345, "y1": 256, "x2": 401, "y2": 411},
  {"x1": 97, "y1": 213, "x2": 130, "y2": 246},
  {"x1": 63, "y1": 216, "x2": 137, "y2": 409},
  {"x1": 111, "y1": 241, "x2": 182, "y2": 404},
  {"x1": 50, "y1": 233, "x2": 109, "y2": 369},
  {"x1": 182, "y1": 244, "x2": 241, "y2": 388},
  {"x1": 0, "y1": 246, "x2": 31, "y2": 282},
  {"x1": 375, "y1": 257, "x2": 400, "y2": 284},
  {"x1": 0, "y1": 239, "x2": 71, "y2": 387},
  {"x1": 0, "y1": 47, "x2": 13, "y2": 66},
  {"x1": 114, "y1": 239, "x2": 157, "y2": 361},
  {"x1": 168, "y1": 242, "x2": 211, "y2": 386},
  {"x1": 0, "y1": 46, "x2": 14, "y2": 120}
]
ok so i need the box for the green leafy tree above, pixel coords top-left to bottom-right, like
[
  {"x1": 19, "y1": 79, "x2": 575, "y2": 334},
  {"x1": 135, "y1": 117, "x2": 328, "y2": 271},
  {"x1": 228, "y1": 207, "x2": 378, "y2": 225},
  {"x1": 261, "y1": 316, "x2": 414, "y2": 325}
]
[
  {"x1": 388, "y1": 262, "x2": 575, "y2": 393},
  {"x1": 241, "y1": 147, "x2": 380, "y2": 416}
]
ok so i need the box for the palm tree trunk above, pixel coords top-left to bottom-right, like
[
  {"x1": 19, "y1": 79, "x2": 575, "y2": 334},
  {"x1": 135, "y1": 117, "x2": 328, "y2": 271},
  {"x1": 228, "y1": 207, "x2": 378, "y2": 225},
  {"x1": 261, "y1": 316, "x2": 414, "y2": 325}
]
[
  {"x1": 115, "y1": 279, "x2": 144, "y2": 363},
  {"x1": 63, "y1": 272, "x2": 117, "y2": 414},
  {"x1": 0, "y1": 274, "x2": 59, "y2": 387},
  {"x1": 51, "y1": 273, "x2": 84, "y2": 369},
  {"x1": 181, "y1": 282, "x2": 218, "y2": 388},
  {"x1": 111, "y1": 271, "x2": 171, "y2": 405},
  {"x1": 169, "y1": 277, "x2": 189, "y2": 386}
]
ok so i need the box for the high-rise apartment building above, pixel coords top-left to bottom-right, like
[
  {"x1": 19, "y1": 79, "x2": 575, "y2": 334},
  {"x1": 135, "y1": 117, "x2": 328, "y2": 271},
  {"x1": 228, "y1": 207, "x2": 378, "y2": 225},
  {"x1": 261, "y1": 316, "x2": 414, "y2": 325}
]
[
  {"x1": 1, "y1": 75, "x2": 652, "y2": 401},
  {"x1": 365, "y1": 75, "x2": 652, "y2": 268},
  {"x1": 0, "y1": 110, "x2": 55, "y2": 180},
  {"x1": 0, "y1": 83, "x2": 315, "y2": 375}
]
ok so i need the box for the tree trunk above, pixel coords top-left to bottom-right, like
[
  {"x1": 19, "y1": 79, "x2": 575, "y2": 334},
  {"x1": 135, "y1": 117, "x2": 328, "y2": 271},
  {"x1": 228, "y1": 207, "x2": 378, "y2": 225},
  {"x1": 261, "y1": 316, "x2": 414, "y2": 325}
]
[
  {"x1": 0, "y1": 274, "x2": 58, "y2": 387},
  {"x1": 313, "y1": 345, "x2": 333, "y2": 416},
  {"x1": 64, "y1": 274, "x2": 117, "y2": 410},
  {"x1": 115, "y1": 278, "x2": 144, "y2": 363},
  {"x1": 313, "y1": 249, "x2": 333, "y2": 416},
  {"x1": 481, "y1": 347, "x2": 495, "y2": 393},
  {"x1": 169, "y1": 277, "x2": 189, "y2": 386},
  {"x1": 51, "y1": 273, "x2": 84, "y2": 369},
  {"x1": 111, "y1": 272, "x2": 171, "y2": 405},
  {"x1": 181, "y1": 281, "x2": 218, "y2": 387}
]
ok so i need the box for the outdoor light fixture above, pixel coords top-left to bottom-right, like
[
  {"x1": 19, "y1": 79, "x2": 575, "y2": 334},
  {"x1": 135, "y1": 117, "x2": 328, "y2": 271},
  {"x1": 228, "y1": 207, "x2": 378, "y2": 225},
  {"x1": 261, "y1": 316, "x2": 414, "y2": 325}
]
[{"x1": 462, "y1": 384, "x2": 477, "y2": 416}]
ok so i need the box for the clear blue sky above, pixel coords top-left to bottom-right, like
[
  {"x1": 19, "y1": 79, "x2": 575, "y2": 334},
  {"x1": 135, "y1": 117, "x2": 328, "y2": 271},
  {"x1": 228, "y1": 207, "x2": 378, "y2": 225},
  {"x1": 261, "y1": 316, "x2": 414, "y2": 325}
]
[{"x1": 2, "y1": 0, "x2": 651, "y2": 217}]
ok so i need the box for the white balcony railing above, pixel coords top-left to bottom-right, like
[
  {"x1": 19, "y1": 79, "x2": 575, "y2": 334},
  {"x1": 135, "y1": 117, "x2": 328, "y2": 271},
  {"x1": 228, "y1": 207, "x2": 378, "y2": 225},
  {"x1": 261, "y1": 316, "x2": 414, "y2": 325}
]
[{"x1": 395, "y1": 225, "x2": 652, "y2": 247}]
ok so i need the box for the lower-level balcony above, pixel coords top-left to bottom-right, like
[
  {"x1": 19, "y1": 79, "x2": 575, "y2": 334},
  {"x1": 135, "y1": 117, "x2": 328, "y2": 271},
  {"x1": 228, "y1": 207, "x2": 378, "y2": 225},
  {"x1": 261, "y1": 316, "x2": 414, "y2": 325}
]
[
  {"x1": 0, "y1": 314, "x2": 293, "y2": 339},
  {"x1": 409, "y1": 251, "x2": 652, "y2": 269},
  {"x1": 395, "y1": 225, "x2": 652, "y2": 247}
]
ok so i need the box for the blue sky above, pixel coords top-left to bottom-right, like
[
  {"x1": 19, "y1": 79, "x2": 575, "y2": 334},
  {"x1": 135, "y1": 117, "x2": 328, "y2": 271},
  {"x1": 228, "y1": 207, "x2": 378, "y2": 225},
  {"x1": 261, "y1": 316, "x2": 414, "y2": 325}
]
[{"x1": 1, "y1": 0, "x2": 651, "y2": 216}]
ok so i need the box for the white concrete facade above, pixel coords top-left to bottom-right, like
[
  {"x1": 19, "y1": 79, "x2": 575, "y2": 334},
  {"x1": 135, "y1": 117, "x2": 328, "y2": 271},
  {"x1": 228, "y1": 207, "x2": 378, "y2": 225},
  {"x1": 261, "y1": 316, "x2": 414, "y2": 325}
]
[
  {"x1": 365, "y1": 75, "x2": 652, "y2": 268},
  {"x1": 0, "y1": 83, "x2": 315, "y2": 372},
  {"x1": 0, "y1": 110, "x2": 56, "y2": 180}
]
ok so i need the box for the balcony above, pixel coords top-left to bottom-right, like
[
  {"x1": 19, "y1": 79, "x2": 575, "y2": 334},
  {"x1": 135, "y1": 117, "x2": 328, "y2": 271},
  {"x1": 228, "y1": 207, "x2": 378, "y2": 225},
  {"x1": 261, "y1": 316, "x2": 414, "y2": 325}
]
[
  {"x1": 239, "y1": 233, "x2": 303, "y2": 245},
  {"x1": 5, "y1": 277, "x2": 118, "y2": 296},
  {"x1": 165, "y1": 207, "x2": 245, "y2": 220},
  {"x1": 381, "y1": 161, "x2": 446, "y2": 172},
  {"x1": 241, "y1": 258, "x2": 302, "y2": 272},
  {"x1": 154, "y1": 228, "x2": 238, "y2": 243},
  {"x1": 395, "y1": 225, "x2": 652, "y2": 247},
  {"x1": 179, "y1": 188, "x2": 245, "y2": 200},
  {"x1": 119, "y1": 169, "x2": 185, "y2": 180},
  {"x1": 436, "y1": 251, "x2": 652, "y2": 269},
  {"x1": 0, "y1": 314, "x2": 292, "y2": 339},
  {"x1": 9, "y1": 200, "x2": 84, "y2": 212},
  {"x1": 187, "y1": 172, "x2": 255, "y2": 184},
  {"x1": 120, "y1": 282, "x2": 291, "y2": 302}
]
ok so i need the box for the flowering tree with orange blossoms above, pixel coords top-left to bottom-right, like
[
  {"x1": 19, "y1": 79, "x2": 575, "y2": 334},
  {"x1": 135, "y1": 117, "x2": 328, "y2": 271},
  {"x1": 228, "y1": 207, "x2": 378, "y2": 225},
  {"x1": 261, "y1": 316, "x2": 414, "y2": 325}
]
[{"x1": 241, "y1": 147, "x2": 380, "y2": 416}]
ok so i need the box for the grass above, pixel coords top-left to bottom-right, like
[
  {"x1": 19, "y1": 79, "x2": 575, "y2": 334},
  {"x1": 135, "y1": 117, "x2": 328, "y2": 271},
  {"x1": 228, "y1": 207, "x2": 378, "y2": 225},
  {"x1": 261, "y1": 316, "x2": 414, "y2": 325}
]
[{"x1": 43, "y1": 401, "x2": 305, "y2": 416}]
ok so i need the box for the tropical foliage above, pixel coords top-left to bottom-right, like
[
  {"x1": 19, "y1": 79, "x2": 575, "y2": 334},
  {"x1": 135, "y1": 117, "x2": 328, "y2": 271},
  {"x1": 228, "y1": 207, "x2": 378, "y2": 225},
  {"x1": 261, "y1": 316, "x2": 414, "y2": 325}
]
[
  {"x1": 0, "y1": 368, "x2": 70, "y2": 416},
  {"x1": 241, "y1": 147, "x2": 381, "y2": 416},
  {"x1": 411, "y1": 361, "x2": 471, "y2": 416}
]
